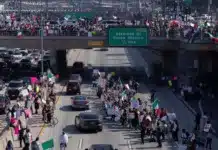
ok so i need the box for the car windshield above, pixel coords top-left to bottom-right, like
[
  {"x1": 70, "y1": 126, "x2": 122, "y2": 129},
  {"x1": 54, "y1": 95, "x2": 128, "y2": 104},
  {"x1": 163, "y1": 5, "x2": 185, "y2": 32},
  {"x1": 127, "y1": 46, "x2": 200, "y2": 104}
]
[
  {"x1": 81, "y1": 114, "x2": 98, "y2": 120},
  {"x1": 68, "y1": 82, "x2": 78, "y2": 86},
  {"x1": 75, "y1": 96, "x2": 86, "y2": 101},
  {"x1": 70, "y1": 74, "x2": 79, "y2": 80},
  {"x1": 9, "y1": 82, "x2": 23, "y2": 88},
  {"x1": 21, "y1": 59, "x2": 30, "y2": 63},
  {"x1": 14, "y1": 52, "x2": 21, "y2": 55}
]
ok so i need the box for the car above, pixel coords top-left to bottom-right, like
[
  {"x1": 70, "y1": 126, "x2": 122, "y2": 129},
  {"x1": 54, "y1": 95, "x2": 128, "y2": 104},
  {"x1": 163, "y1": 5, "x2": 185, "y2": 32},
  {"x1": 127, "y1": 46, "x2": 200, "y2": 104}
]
[
  {"x1": 0, "y1": 95, "x2": 10, "y2": 113},
  {"x1": 70, "y1": 74, "x2": 82, "y2": 83},
  {"x1": 0, "y1": 48, "x2": 8, "y2": 57},
  {"x1": 20, "y1": 59, "x2": 32, "y2": 68},
  {"x1": 0, "y1": 68, "x2": 12, "y2": 82},
  {"x1": 72, "y1": 61, "x2": 85, "y2": 74},
  {"x1": 75, "y1": 112, "x2": 103, "y2": 132},
  {"x1": 30, "y1": 53, "x2": 40, "y2": 60},
  {"x1": 71, "y1": 95, "x2": 89, "y2": 109},
  {"x1": 0, "y1": 59, "x2": 8, "y2": 70},
  {"x1": 2, "y1": 55, "x2": 13, "y2": 65},
  {"x1": 84, "y1": 144, "x2": 118, "y2": 150},
  {"x1": 6, "y1": 80, "x2": 24, "y2": 99},
  {"x1": 66, "y1": 80, "x2": 81, "y2": 95},
  {"x1": 12, "y1": 51, "x2": 23, "y2": 60},
  {"x1": 0, "y1": 79, "x2": 5, "y2": 90}
]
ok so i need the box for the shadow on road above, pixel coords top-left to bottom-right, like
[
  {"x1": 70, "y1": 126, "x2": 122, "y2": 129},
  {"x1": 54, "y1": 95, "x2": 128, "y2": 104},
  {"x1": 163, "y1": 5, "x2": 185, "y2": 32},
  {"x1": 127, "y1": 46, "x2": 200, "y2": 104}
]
[{"x1": 63, "y1": 124, "x2": 97, "y2": 135}]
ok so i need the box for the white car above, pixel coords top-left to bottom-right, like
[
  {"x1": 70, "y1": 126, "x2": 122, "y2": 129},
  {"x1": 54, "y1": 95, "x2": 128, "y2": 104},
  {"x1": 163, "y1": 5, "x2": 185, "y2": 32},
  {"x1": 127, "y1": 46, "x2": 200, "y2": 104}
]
[{"x1": 12, "y1": 51, "x2": 23, "y2": 59}]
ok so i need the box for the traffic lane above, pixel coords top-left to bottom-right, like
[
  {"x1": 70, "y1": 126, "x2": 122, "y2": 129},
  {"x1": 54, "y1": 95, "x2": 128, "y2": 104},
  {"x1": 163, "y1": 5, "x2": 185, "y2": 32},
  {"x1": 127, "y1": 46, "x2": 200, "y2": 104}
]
[
  {"x1": 97, "y1": 48, "x2": 132, "y2": 67},
  {"x1": 156, "y1": 88, "x2": 195, "y2": 132},
  {"x1": 125, "y1": 48, "x2": 150, "y2": 68},
  {"x1": 60, "y1": 84, "x2": 129, "y2": 150},
  {"x1": 40, "y1": 83, "x2": 129, "y2": 150},
  {"x1": 156, "y1": 87, "x2": 218, "y2": 149}
]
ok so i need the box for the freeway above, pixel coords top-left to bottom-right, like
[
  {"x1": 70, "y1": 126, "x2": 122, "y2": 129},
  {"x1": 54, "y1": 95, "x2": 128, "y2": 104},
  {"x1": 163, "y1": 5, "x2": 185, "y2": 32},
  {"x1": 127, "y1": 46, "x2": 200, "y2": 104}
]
[
  {"x1": 38, "y1": 48, "x2": 162, "y2": 150},
  {"x1": 38, "y1": 47, "x2": 218, "y2": 150}
]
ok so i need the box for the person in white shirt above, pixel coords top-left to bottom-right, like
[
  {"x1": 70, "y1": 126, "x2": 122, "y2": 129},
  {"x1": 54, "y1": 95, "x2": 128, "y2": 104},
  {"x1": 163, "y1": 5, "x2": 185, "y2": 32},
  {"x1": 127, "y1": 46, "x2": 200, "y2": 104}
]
[{"x1": 60, "y1": 132, "x2": 68, "y2": 149}]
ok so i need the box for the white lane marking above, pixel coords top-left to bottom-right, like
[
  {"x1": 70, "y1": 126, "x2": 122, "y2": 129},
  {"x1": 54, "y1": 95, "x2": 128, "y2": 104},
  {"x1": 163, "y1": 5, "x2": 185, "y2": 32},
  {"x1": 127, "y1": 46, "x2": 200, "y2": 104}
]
[
  {"x1": 78, "y1": 138, "x2": 83, "y2": 149},
  {"x1": 127, "y1": 140, "x2": 132, "y2": 149}
]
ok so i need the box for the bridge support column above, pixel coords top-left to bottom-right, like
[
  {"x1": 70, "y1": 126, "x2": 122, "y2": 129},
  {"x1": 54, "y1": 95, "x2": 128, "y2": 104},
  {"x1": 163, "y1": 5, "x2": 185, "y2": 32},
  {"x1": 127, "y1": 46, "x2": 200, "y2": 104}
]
[
  {"x1": 162, "y1": 51, "x2": 178, "y2": 76},
  {"x1": 56, "y1": 50, "x2": 67, "y2": 79}
]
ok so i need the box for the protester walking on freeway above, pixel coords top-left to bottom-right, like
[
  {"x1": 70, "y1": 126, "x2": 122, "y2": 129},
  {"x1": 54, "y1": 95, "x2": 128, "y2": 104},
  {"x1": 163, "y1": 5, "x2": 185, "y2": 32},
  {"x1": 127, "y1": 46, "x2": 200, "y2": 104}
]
[
  {"x1": 156, "y1": 122, "x2": 162, "y2": 148},
  {"x1": 60, "y1": 132, "x2": 69, "y2": 149},
  {"x1": 5, "y1": 140, "x2": 13, "y2": 150},
  {"x1": 140, "y1": 122, "x2": 146, "y2": 144}
]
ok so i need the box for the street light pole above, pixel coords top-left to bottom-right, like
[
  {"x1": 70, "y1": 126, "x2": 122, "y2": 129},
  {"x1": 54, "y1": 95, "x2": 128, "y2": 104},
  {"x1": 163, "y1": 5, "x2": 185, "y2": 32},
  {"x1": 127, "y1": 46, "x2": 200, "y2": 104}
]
[{"x1": 40, "y1": 0, "x2": 44, "y2": 76}]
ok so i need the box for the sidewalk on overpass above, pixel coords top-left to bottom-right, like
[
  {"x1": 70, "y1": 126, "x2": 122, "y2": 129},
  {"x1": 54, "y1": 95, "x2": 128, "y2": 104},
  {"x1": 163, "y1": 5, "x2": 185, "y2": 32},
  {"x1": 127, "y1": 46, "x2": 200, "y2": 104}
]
[{"x1": 154, "y1": 86, "x2": 218, "y2": 149}]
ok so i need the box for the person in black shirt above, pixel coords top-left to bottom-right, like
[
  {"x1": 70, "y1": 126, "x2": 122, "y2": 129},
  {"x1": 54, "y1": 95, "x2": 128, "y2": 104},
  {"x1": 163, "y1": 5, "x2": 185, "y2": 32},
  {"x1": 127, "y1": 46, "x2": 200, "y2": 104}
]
[
  {"x1": 156, "y1": 122, "x2": 162, "y2": 147},
  {"x1": 140, "y1": 122, "x2": 145, "y2": 144}
]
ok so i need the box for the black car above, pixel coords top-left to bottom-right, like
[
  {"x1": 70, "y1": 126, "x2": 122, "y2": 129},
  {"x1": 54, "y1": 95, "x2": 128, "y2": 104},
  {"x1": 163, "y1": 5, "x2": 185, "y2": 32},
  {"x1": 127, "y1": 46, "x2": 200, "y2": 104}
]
[
  {"x1": 6, "y1": 80, "x2": 24, "y2": 100},
  {"x1": 20, "y1": 59, "x2": 32, "y2": 68},
  {"x1": 0, "y1": 60, "x2": 8, "y2": 70},
  {"x1": 0, "y1": 68, "x2": 12, "y2": 82},
  {"x1": 75, "y1": 112, "x2": 103, "y2": 132},
  {"x1": 0, "y1": 95, "x2": 10, "y2": 114},
  {"x1": 85, "y1": 144, "x2": 118, "y2": 150},
  {"x1": 0, "y1": 79, "x2": 5, "y2": 90},
  {"x1": 3, "y1": 55, "x2": 13, "y2": 65},
  {"x1": 66, "y1": 80, "x2": 81, "y2": 95},
  {"x1": 72, "y1": 61, "x2": 85, "y2": 74}
]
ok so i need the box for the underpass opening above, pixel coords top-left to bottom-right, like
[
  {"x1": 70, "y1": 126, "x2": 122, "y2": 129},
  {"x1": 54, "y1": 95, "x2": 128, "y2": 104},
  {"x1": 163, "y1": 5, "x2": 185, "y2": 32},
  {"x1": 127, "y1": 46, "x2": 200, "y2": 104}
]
[{"x1": 66, "y1": 48, "x2": 148, "y2": 81}]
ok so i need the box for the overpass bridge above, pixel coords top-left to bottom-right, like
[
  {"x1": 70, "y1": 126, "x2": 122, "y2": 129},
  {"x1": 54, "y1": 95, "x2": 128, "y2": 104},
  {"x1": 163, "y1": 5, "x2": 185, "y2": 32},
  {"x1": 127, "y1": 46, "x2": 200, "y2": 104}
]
[
  {"x1": 0, "y1": 35, "x2": 217, "y2": 78},
  {"x1": 0, "y1": 36, "x2": 217, "y2": 51}
]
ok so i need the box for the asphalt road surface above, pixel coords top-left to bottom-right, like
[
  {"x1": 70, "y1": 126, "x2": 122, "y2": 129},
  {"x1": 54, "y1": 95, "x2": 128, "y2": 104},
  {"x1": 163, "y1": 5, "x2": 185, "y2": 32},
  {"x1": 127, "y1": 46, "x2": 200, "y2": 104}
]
[{"x1": 39, "y1": 48, "x2": 218, "y2": 150}]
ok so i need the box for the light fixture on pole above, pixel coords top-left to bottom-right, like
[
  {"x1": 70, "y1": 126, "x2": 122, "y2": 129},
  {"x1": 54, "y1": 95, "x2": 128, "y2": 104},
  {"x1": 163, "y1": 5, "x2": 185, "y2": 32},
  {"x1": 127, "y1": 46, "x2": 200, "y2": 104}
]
[{"x1": 40, "y1": 0, "x2": 44, "y2": 76}]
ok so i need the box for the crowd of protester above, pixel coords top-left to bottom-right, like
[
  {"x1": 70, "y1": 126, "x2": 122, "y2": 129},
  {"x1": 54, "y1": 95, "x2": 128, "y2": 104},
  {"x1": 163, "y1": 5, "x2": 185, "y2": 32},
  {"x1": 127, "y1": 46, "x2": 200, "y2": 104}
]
[
  {"x1": 93, "y1": 72, "x2": 214, "y2": 150},
  {"x1": 0, "y1": 11, "x2": 217, "y2": 40},
  {"x1": 5, "y1": 73, "x2": 57, "y2": 150}
]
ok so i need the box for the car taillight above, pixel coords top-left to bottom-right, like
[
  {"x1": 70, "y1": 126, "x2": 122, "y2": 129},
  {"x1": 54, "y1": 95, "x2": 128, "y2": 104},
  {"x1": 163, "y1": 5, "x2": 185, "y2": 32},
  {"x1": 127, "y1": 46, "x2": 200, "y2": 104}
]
[
  {"x1": 72, "y1": 100, "x2": 75, "y2": 105},
  {"x1": 84, "y1": 101, "x2": 88, "y2": 104}
]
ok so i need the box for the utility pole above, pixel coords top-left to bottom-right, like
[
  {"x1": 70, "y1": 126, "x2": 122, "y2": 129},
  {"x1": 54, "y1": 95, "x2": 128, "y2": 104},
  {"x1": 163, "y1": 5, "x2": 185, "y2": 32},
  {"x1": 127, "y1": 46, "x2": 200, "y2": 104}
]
[
  {"x1": 19, "y1": 0, "x2": 21, "y2": 18},
  {"x1": 45, "y1": 0, "x2": 48, "y2": 19},
  {"x1": 162, "y1": 0, "x2": 166, "y2": 19},
  {"x1": 208, "y1": 0, "x2": 212, "y2": 15},
  {"x1": 40, "y1": 0, "x2": 44, "y2": 76}
]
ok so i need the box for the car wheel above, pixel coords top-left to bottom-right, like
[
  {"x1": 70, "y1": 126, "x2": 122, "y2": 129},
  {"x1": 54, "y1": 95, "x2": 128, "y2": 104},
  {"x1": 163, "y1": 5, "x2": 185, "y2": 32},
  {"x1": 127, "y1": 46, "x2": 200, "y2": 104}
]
[{"x1": 98, "y1": 128, "x2": 102, "y2": 132}]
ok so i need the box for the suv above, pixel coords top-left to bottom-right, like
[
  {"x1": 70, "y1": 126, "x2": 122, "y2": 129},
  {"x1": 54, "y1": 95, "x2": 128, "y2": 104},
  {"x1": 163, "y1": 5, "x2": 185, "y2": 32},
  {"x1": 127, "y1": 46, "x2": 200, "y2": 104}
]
[
  {"x1": 6, "y1": 80, "x2": 24, "y2": 99},
  {"x1": 66, "y1": 80, "x2": 81, "y2": 95},
  {"x1": 72, "y1": 62, "x2": 85, "y2": 74}
]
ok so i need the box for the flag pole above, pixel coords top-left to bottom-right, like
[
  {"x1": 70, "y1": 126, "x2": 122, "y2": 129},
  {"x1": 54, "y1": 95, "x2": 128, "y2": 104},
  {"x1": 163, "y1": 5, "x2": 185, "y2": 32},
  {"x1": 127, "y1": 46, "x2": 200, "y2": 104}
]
[{"x1": 40, "y1": 0, "x2": 44, "y2": 76}]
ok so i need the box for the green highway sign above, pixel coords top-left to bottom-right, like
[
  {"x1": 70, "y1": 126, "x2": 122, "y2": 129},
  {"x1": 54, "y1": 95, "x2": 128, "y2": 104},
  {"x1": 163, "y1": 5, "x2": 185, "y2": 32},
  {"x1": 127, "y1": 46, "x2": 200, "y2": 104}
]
[
  {"x1": 108, "y1": 27, "x2": 149, "y2": 47},
  {"x1": 183, "y1": 0, "x2": 192, "y2": 5}
]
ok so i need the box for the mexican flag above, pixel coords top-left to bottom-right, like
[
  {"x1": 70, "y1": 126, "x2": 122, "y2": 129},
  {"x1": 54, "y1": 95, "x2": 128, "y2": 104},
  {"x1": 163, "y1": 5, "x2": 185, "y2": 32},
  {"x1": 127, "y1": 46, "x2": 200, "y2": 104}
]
[
  {"x1": 152, "y1": 98, "x2": 161, "y2": 116},
  {"x1": 205, "y1": 32, "x2": 218, "y2": 43},
  {"x1": 17, "y1": 31, "x2": 22, "y2": 38}
]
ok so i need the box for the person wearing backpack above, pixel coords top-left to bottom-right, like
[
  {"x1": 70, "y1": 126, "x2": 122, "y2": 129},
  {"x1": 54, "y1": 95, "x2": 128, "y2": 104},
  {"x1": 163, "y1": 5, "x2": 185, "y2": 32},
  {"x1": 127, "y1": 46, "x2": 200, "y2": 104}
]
[
  {"x1": 23, "y1": 129, "x2": 32, "y2": 150},
  {"x1": 6, "y1": 140, "x2": 13, "y2": 150}
]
